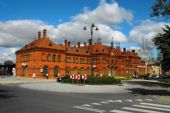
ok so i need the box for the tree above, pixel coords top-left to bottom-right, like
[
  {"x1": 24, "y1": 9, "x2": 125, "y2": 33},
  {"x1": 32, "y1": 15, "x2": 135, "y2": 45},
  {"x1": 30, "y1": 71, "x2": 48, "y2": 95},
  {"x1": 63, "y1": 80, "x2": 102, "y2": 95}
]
[
  {"x1": 4, "y1": 60, "x2": 14, "y2": 66},
  {"x1": 3, "y1": 60, "x2": 15, "y2": 75},
  {"x1": 152, "y1": 25, "x2": 170, "y2": 72},
  {"x1": 151, "y1": 0, "x2": 170, "y2": 16}
]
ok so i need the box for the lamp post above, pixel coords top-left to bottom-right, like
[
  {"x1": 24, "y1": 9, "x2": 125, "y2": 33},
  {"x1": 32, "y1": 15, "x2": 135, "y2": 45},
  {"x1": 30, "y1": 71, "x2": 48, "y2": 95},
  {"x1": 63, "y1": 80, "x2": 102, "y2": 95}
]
[
  {"x1": 84, "y1": 23, "x2": 99, "y2": 77},
  {"x1": 21, "y1": 62, "x2": 27, "y2": 76}
]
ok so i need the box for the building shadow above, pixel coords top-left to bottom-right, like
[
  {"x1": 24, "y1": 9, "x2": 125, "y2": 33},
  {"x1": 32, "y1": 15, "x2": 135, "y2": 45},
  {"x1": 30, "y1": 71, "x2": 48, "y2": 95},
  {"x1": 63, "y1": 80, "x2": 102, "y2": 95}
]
[
  {"x1": 124, "y1": 81, "x2": 170, "y2": 88},
  {"x1": 0, "y1": 89, "x2": 16, "y2": 99},
  {"x1": 128, "y1": 88, "x2": 170, "y2": 96}
]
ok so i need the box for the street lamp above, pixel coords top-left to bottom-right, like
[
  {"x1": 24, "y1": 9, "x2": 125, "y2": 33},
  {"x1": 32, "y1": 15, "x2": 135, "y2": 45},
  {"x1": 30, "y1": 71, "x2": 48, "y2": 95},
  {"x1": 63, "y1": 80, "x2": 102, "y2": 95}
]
[
  {"x1": 83, "y1": 23, "x2": 99, "y2": 77},
  {"x1": 21, "y1": 62, "x2": 27, "y2": 76}
]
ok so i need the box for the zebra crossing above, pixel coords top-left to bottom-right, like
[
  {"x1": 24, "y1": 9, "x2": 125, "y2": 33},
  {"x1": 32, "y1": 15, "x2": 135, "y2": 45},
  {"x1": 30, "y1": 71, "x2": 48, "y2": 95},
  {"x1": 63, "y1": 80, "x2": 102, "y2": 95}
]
[{"x1": 73, "y1": 98, "x2": 170, "y2": 113}]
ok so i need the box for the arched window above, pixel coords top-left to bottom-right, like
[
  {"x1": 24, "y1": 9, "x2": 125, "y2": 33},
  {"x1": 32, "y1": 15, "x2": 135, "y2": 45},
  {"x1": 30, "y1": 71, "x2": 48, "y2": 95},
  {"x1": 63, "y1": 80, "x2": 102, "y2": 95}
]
[
  {"x1": 54, "y1": 67, "x2": 58, "y2": 76},
  {"x1": 47, "y1": 54, "x2": 51, "y2": 61},
  {"x1": 80, "y1": 68, "x2": 84, "y2": 75},
  {"x1": 102, "y1": 68, "x2": 106, "y2": 76},
  {"x1": 52, "y1": 54, "x2": 56, "y2": 62},
  {"x1": 66, "y1": 67, "x2": 70, "y2": 75},
  {"x1": 73, "y1": 67, "x2": 77, "y2": 75},
  {"x1": 43, "y1": 66, "x2": 48, "y2": 76},
  {"x1": 86, "y1": 68, "x2": 90, "y2": 76}
]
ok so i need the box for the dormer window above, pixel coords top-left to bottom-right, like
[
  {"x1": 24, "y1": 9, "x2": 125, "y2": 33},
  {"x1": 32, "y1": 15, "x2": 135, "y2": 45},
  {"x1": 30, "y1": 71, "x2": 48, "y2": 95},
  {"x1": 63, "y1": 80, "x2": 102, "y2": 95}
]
[
  {"x1": 102, "y1": 49, "x2": 104, "y2": 52},
  {"x1": 76, "y1": 49, "x2": 79, "y2": 52},
  {"x1": 49, "y1": 43, "x2": 52, "y2": 46},
  {"x1": 96, "y1": 49, "x2": 98, "y2": 52}
]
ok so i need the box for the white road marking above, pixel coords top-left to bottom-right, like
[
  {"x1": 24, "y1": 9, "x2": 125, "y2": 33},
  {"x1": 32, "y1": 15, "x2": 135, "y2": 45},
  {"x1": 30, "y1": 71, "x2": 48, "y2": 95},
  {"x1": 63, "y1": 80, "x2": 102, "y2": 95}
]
[
  {"x1": 144, "y1": 99, "x2": 152, "y2": 101},
  {"x1": 73, "y1": 106, "x2": 105, "y2": 113},
  {"x1": 82, "y1": 104, "x2": 92, "y2": 107},
  {"x1": 100, "y1": 101, "x2": 108, "y2": 104},
  {"x1": 91, "y1": 103, "x2": 101, "y2": 106},
  {"x1": 114, "y1": 100, "x2": 122, "y2": 102},
  {"x1": 107, "y1": 100, "x2": 115, "y2": 102},
  {"x1": 135, "y1": 99, "x2": 143, "y2": 102},
  {"x1": 125, "y1": 100, "x2": 133, "y2": 102},
  {"x1": 122, "y1": 107, "x2": 165, "y2": 113},
  {"x1": 133, "y1": 104, "x2": 170, "y2": 112},
  {"x1": 110, "y1": 109, "x2": 134, "y2": 113},
  {"x1": 140, "y1": 102, "x2": 170, "y2": 108}
]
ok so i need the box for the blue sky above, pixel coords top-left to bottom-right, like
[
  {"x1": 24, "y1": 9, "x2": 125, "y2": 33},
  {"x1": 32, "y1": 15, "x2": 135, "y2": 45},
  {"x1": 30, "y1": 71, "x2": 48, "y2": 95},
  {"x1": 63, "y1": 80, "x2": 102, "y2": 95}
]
[{"x1": 0, "y1": 0, "x2": 169, "y2": 63}]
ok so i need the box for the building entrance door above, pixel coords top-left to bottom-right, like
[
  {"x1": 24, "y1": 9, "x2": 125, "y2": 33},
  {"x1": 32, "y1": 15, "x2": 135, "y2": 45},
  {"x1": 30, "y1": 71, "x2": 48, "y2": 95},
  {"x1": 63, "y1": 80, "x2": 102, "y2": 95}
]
[{"x1": 43, "y1": 66, "x2": 48, "y2": 77}]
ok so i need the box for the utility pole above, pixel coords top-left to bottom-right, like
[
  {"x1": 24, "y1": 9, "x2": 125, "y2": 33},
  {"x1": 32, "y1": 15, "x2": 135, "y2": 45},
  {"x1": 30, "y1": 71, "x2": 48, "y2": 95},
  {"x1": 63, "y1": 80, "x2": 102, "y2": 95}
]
[{"x1": 83, "y1": 23, "x2": 99, "y2": 77}]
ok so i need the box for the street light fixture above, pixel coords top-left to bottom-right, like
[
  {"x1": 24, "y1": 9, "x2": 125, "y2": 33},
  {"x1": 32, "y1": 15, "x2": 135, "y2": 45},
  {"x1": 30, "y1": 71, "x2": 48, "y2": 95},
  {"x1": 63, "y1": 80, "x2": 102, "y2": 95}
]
[
  {"x1": 83, "y1": 23, "x2": 99, "y2": 77},
  {"x1": 21, "y1": 62, "x2": 27, "y2": 76}
]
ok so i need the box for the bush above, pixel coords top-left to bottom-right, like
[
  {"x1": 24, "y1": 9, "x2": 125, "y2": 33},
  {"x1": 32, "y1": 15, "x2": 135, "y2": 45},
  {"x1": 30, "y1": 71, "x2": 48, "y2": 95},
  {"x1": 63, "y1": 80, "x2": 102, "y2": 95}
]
[
  {"x1": 62, "y1": 75, "x2": 121, "y2": 84},
  {"x1": 159, "y1": 78, "x2": 170, "y2": 83}
]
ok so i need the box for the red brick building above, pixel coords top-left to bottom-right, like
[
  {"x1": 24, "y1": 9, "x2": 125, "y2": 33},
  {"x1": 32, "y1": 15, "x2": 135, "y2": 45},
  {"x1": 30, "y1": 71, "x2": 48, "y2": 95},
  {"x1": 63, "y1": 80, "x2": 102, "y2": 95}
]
[{"x1": 15, "y1": 29, "x2": 146, "y2": 79}]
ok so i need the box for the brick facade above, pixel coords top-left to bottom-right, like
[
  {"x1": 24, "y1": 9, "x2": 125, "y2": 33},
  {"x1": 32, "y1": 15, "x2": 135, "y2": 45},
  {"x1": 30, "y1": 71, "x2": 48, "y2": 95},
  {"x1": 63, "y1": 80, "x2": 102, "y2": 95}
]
[{"x1": 15, "y1": 29, "x2": 146, "y2": 79}]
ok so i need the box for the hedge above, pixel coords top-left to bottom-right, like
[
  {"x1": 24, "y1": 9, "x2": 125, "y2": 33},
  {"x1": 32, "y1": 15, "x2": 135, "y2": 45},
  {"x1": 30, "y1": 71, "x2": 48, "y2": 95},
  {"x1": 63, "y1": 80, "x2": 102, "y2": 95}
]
[
  {"x1": 62, "y1": 75, "x2": 121, "y2": 84},
  {"x1": 159, "y1": 78, "x2": 170, "y2": 83}
]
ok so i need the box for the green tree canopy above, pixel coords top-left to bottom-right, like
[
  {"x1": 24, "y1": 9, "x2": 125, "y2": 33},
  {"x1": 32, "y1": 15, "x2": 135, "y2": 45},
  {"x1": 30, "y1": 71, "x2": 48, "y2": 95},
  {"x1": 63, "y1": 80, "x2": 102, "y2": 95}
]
[
  {"x1": 152, "y1": 25, "x2": 170, "y2": 72},
  {"x1": 4, "y1": 60, "x2": 14, "y2": 66},
  {"x1": 151, "y1": 0, "x2": 170, "y2": 16}
]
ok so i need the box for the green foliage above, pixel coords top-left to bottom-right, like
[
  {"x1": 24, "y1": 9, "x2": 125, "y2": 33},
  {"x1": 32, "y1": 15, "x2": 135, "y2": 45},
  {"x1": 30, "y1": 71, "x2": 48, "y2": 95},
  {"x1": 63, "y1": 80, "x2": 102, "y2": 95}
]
[
  {"x1": 159, "y1": 78, "x2": 170, "y2": 83},
  {"x1": 152, "y1": 25, "x2": 170, "y2": 72},
  {"x1": 4, "y1": 60, "x2": 14, "y2": 66},
  {"x1": 62, "y1": 75, "x2": 121, "y2": 84},
  {"x1": 151, "y1": 0, "x2": 170, "y2": 17},
  {"x1": 126, "y1": 76, "x2": 132, "y2": 80}
]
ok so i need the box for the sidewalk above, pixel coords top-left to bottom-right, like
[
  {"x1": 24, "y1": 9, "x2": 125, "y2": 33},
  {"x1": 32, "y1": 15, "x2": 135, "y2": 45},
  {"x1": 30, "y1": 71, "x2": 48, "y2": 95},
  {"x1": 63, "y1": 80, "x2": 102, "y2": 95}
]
[
  {"x1": 0, "y1": 76, "x2": 55, "y2": 84},
  {"x1": 1, "y1": 76, "x2": 170, "y2": 93}
]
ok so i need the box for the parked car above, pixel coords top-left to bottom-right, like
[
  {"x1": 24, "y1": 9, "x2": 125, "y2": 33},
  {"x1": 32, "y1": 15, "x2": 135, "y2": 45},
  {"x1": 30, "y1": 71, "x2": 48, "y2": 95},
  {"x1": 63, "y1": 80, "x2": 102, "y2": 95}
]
[
  {"x1": 160, "y1": 75, "x2": 170, "y2": 79},
  {"x1": 57, "y1": 75, "x2": 70, "y2": 82}
]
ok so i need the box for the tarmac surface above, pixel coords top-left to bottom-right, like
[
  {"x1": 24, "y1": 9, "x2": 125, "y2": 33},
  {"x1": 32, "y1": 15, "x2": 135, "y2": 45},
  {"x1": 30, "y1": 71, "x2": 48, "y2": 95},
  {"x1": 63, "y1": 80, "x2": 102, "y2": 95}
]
[
  {"x1": 1, "y1": 76, "x2": 170, "y2": 93},
  {"x1": 1, "y1": 76, "x2": 170, "y2": 113}
]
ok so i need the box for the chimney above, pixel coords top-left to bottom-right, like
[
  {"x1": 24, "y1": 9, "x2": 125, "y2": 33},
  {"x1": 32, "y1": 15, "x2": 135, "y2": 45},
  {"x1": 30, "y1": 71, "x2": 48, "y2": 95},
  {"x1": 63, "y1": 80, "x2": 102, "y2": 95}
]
[
  {"x1": 88, "y1": 39, "x2": 92, "y2": 45},
  {"x1": 77, "y1": 42, "x2": 80, "y2": 48},
  {"x1": 64, "y1": 39, "x2": 67, "y2": 46},
  {"x1": 132, "y1": 50, "x2": 135, "y2": 53},
  {"x1": 84, "y1": 42, "x2": 86, "y2": 46},
  {"x1": 123, "y1": 48, "x2": 126, "y2": 52},
  {"x1": 68, "y1": 41, "x2": 71, "y2": 47},
  {"x1": 43, "y1": 29, "x2": 47, "y2": 38},
  {"x1": 38, "y1": 31, "x2": 41, "y2": 39}
]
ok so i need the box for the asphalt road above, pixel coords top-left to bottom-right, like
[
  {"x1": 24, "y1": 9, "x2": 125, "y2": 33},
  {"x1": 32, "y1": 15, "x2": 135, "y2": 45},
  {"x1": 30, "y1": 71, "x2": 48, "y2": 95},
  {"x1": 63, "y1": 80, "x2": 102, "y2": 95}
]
[{"x1": 0, "y1": 83, "x2": 170, "y2": 113}]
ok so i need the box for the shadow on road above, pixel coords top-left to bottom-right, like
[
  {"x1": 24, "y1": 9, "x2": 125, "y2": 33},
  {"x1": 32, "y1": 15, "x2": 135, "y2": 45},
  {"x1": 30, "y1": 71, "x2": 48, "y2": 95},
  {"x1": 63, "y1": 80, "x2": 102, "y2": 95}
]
[
  {"x1": 124, "y1": 81, "x2": 170, "y2": 88},
  {"x1": 0, "y1": 89, "x2": 16, "y2": 99},
  {"x1": 128, "y1": 88, "x2": 170, "y2": 96}
]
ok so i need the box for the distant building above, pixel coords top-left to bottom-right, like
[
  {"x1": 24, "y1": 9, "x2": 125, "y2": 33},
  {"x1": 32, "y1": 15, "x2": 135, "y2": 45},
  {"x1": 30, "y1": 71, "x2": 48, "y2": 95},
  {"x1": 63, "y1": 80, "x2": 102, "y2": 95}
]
[
  {"x1": 148, "y1": 62, "x2": 161, "y2": 76},
  {"x1": 15, "y1": 29, "x2": 146, "y2": 79}
]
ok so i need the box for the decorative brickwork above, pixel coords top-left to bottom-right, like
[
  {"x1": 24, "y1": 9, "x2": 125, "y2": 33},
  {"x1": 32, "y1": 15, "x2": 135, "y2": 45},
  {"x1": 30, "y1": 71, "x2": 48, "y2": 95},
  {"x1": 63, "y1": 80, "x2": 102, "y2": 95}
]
[{"x1": 15, "y1": 29, "x2": 146, "y2": 79}]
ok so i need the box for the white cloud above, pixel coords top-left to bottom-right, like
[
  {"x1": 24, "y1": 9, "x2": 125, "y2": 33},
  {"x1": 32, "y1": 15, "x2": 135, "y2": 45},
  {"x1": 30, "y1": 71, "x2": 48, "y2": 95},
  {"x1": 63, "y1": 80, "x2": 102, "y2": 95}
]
[
  {"x1": 0, "y1": 0, "x2": 133, "y2": 62},
  {"x1": 0, "y1": 47, "x2": 19, "y2": 63},
  {"x1": 0, "y1": 0, "x2": 130, "y2": 48},
  {"x1": 0, "y1": 20, "x2": 48, "y2": 47},
  {"x1": 129, "y1": 20, "x2": 170, "y2": 48},
  {"x1": 73, "y1": 0, "x2": 133, "y2": 26},
  {"x1": 55, "y1": 22, "x2": 127, "y2": 44}
]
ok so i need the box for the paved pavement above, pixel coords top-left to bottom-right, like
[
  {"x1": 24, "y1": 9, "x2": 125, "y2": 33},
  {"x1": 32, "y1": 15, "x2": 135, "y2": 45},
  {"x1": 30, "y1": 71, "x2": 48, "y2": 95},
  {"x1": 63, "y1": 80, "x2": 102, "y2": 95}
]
[
  {"x1": 0, "y1": 76, "x2": 170, "y2": 113},
  {"x1": 0, "y1": 85, "x2": 169, "y2": 113},
  {"x1": 0, "y1": 76, "x2": 55, "y2": 84},
  {"x1": 1, "y1": 76, "x2": 170, "y2": 94}
]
